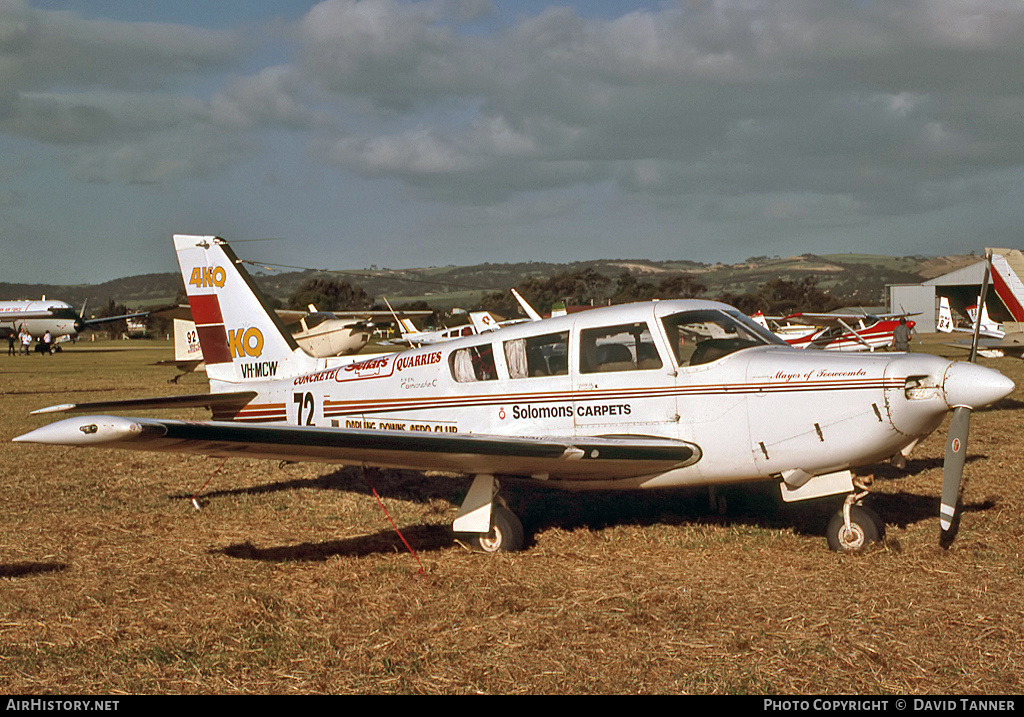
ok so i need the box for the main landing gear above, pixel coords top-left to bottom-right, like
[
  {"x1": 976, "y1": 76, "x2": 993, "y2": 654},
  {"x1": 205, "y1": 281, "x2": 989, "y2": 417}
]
[
  {"x1": 453, "y1": 473, "x2": 888, "y2": 554},
  {"x1": 453, "y1": 474, "x2": 526, "y2": 552},
  {"x1": 825, "y1": 475, "x2": 885, "y2": 553}
]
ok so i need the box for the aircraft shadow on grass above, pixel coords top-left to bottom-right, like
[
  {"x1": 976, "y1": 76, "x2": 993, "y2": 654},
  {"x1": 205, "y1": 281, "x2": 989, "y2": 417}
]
[
  {"x1": 0, "y1": 561, "x2": 68, "y2": 579},
  {"x1": 191, "y1": 453, "x2": 1000, "y2": 562}
]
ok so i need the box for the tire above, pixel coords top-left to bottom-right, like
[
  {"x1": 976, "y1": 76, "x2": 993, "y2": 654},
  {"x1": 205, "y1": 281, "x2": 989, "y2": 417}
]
[
  {"x1": 826, "y1": 504, "x2": 882, "y2": 553},
  {"x1": 472, "y1": 505, "x2": 526, "y2": 553}
]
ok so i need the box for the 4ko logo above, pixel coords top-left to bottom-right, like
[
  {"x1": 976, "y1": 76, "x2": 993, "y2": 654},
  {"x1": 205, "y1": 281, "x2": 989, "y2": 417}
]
[
  {"x1": 188, "y1": 266, "x2": 227, "y2": 288},
  {"x1": 228, "y1": 327, "x2": 264, "y2": 358}
]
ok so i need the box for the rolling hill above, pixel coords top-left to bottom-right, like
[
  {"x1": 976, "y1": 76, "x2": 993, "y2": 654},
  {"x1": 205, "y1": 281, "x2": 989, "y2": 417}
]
[{"x1": 0, "y1": 252, "x2": 981, "y2": 318}]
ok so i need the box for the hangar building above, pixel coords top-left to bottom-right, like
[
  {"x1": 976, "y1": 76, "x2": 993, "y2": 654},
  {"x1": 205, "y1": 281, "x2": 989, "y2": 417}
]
[{"x1": 887, "y1": 248, "x2": 1024, "y2": 334}]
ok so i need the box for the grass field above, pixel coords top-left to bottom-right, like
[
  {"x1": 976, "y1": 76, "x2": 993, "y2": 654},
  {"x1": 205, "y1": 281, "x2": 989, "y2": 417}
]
[{"x1": 1, "y1": 337, "x2": 1022, "y2": 694}]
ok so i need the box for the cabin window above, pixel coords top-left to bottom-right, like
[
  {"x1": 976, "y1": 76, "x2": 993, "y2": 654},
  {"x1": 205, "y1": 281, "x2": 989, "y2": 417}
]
[
  {"x1": 579, "y1": 322, "x2": 662, "y2": 373},
  {"x1": 450, "y1": 344, "x2": 497, "y2": 382},
  {"x1": 504, "y1": 331, "x2": 569, "y2": 379},
  {"x1": 662, "y1": 309, "x2": 785, "y2": 366}
]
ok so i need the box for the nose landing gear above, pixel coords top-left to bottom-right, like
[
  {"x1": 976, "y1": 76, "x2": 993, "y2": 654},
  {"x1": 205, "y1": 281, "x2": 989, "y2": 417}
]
[{"x1": 826, "y1": 475, "x2": 885, "y2": 553}]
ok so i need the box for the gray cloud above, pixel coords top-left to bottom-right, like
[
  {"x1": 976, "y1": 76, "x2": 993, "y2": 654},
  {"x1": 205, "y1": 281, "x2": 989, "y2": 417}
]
[
  {"x1": 296, "y1": 0, "x2": 1024, "y2": 221},
  {"x1": 0, "y1": 0, "x2": 241, "y2": 91},
  {"x1": 3, "y1": 0, "x2": 1024, "y2": 279}
]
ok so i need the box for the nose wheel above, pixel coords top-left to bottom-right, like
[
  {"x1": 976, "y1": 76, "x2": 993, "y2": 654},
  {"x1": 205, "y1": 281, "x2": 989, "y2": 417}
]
[{"x1": 826, "y1": 476, "x2": 885, "y2": 553}]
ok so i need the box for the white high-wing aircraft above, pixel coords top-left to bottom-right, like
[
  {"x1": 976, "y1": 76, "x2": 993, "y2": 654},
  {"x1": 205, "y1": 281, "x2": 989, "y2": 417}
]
[
  {"x1": 14, "y1": 236, "x2": 1016, "y2": 554},
  {"x1": 0, "y1": 298, "x2": 145, "y2": 344},
  {"x1": 384, "y1": 297, "x2": 510, "y2": 347}
]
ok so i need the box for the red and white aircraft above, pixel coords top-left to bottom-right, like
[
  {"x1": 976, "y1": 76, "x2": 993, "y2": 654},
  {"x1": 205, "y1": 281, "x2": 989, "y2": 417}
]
[
  {"x1": 753, "y1": 312, "x2": 916, "y2": 351},
  {"x1": 14, "y1": 236, "x2": 1015, "y2": 553}
]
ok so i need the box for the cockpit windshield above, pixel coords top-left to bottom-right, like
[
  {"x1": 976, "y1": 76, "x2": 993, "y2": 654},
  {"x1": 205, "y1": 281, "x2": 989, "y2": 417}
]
[{"x1": 662, "y1": 309, "x2": 787, "y2": 366}]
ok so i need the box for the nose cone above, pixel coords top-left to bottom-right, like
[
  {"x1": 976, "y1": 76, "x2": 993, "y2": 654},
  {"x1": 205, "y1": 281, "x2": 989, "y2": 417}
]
[{"x1": 943, "y1": 362, "x2": 1015, "y2": 410}]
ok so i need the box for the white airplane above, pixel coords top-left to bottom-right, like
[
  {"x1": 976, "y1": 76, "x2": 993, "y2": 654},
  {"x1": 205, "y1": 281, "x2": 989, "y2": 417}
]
[
  {"x1": 937, "y1": 297, "x2": 1004, "y2": 340},
  {"x1": 14, "y1": 235, "x2": 1016, "y2": 554},
  {"x1": 940, "y1": 295, "x2": 1024, "y2": 359},
  {"x1": 0, "y1": 298, "x2": 145, "y2": 344},
  {"x1": 384, "y1": 297, "x2": 508, "y2": 346},
  {"x1": 277, "y1": 305, "x2": 375, "y2": 358},
  {"x1": 752, "y1": 311, "x2": 917, "y2": 352}
]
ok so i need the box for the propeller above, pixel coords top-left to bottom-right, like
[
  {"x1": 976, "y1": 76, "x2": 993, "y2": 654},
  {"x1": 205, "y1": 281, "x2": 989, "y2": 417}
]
[
  {"x1": 939, "y1": 250, "x2": 992, "y2": 548},
  {"x1": 73, "y1": 298, "x2": 89, "y2": 334}
]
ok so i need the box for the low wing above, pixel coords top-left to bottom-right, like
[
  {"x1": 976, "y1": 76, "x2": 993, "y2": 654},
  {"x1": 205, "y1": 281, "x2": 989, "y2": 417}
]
[
  {"x1": 980, "y1": 335, "x2": 1024, "y2": 351},
  {"x1": 947, "y1": 333, "x2": 1024, "y2": 356},
  {"x1": 29, "y1": 391, "x2": 257, "y2": 415},
  {"x1": 14, "y1": 415, "x2": 700, "y2": 482},
  {"x1": 82, "y1": 311, "x2": 149, "y2": 327}
]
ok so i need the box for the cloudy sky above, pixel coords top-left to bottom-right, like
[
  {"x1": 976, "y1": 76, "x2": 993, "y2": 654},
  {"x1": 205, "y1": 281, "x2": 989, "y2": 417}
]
[{"x1": 2, "y1": 0, "x2": 1023, "y2": 284}]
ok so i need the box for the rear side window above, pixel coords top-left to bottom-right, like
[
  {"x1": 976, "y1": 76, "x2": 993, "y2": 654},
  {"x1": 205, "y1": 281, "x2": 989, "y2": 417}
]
[
  {"x1": 450, "y1": 344, "x2": 497, "y2": 382},
  {"x1": 579, "y1": 322, "x2": 662, "y2": 373},
  {"x1": 504, "y1": 332, "x2": 569, "y2": 378}
]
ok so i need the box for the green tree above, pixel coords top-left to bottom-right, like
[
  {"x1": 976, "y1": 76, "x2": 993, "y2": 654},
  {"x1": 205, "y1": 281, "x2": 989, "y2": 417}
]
[
  {"x1": 656, "y1": 274, "x2": 706, "y2": 299},
  {"x1": 610, "y1": 271, "x2": 657, "y2": 304},
  {"x1": 288, "y1": 277, "x2": 369, "y2": 312},
  {"x1": 720, "y1": 277, "x2": 842, "y2": 315},
  {"x1": 95, "y1": 298, "x2": 131, "y2": 339}
]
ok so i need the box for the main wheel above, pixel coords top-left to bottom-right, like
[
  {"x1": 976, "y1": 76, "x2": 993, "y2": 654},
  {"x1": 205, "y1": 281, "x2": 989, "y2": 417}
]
[
  {"x1": 826, "y1": 505, "x2": 883, "y2": 553},
  {"x1": 472, "y1": 505, "x2": 526, "y2": 553}
]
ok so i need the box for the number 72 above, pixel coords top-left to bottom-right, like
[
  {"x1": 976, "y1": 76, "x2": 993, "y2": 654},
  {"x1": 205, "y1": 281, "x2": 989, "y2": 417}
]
[{"x1": 293, "y1": 392, "x2": 315, "y2": 425}]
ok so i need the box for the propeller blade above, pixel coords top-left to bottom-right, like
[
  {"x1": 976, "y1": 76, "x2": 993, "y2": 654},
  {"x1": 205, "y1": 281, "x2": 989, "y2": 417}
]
[
  {"x1": 941, "y1": 250, "x2": 992, "y2": 548},
  {"x1": 939, "y1": 405, "x2": 971, "y2": 547}
]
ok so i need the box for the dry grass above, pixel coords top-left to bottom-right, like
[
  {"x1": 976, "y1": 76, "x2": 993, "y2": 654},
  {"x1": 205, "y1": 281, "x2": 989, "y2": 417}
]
[{"x1": 1, "y1": 338, "x2": 1023, "y2": 694}]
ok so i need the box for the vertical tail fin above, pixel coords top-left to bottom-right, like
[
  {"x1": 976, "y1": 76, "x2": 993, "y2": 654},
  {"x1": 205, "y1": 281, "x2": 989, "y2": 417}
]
[
  {"x1": 937, "y1": 298, "x2": 953, "y2": 333},
  {"x1": 174, "y1": 235, "x2": 315, "y2": 385},
  {"x1": 469, "y1": 311, "x2": 499, "y2": 333},
  {"x1": 988, "y1": 248, "x2": 1024, "y2": 324},
  {"x1": 173, "y1": 318, "x2": 204, "y2": 363}
]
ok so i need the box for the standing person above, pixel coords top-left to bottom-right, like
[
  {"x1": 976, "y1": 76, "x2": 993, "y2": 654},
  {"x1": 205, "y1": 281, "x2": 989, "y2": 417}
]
[
  {"x1": 892, "y1": 317, "x2": 911, "y2": 352},
  {"x1": 20, "y1": 327, "x2": 32, "y2": 355},
  {"x1": 42, "y1": 330, "x2": 52, "y2": 355},
  {"x1": 7, "y1": 331, "x2": 14, "y2": 356}
]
